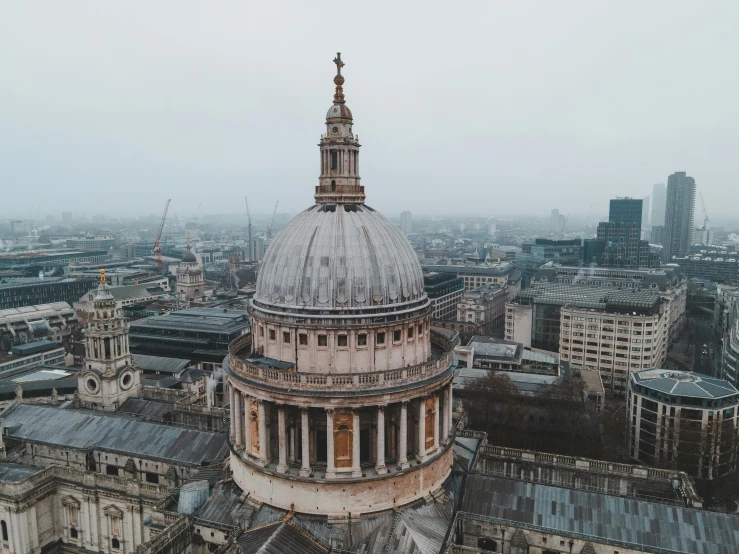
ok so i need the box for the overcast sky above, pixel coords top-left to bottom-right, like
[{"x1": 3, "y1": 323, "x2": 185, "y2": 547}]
[{"x1": 2, "y1": 1, "x2": 738, "y2": 220}]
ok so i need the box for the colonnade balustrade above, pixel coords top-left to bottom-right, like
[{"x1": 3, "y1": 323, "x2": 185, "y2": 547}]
[{"x1": 228, "y1": 382, "x2": 454, "y2": 479}]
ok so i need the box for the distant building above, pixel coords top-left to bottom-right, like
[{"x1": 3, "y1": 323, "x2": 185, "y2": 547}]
[
  {"x1": 400, "y1": 210, "x2": 412, "y2": 234},
  {"x1": 65, "y1": 235, "x2": 116, "y2": 250},
  {"x1": 129, "y1": 307, "x2": 250, "y2": 369},
  {"x1": 663, "y1": 171, "x2": 696, "y2": 260},
  {"x1": 723, "y1": 320, "x2": 739, "y2": 386},
  {"x1": 421, "y1": 262, "x2": 521, "y2": 296},
  {"x1": 516, "y1": 239, "x2": 583, "y2": 286},
  {"x1": 0, "y1": 302, "x2": 79, "y2": 346},
  {"x1": 424, "y1": 272, "x2": 464, "y2": 321},
  {"x1": 641, "y1": 194, "x2": 650, "y2": 232},
  {"x1": 74, "y1": 279, "x2": 170, "y2": 313},
  {"x1": 0, "y1": 250, "x2": 110, "y2": 270},
  {"x1": 672, "y1": 250, "x2": 739, "y2": 285},
  {"x1": 0, "y1": 340, "x2": 66, "y2": 376},
  {"x1": 585, "y1": 197, "x2": 659, "y2": 269},
  {"x1": 651, "y1": 183, "x2": 666, "y2": 228},
  {"x1": 0, "y1": 277, "x2": 98, "y2": 310},
  {"x1": 456, "y1": 284, "x2": 507, "y2": 337},
  {"x1": 61, "y1": 211, "x2": 73, "y2": 223},
  {"x1": 176, "y1": 243, "x2": 206, "y2": 302},
  {"x1": 693, "y1": 226, "x2": 713, "y2": 246},
  {"x1": 628, "y1": 368, "x2": 739, "y2": 480}
]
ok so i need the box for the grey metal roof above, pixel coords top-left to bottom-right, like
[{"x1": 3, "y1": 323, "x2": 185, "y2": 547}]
[
  {"x1": 239, "y1": 521, "x2": 329, "y2": 554},
  {"x1": 255, "y1": 204, "x2": 426, "y2": 314},
  {"x1": 632, "y1": 369, "x2": 739, "y2": 400},
  {"x1": 130, "y1": 308, "x2": 249, "y2": 334},
  {"x1": 194, "y1": 481, "x2": 252, "y2": 528},
  {"x1": 132, "y1": 354, "x2": 191, "y2": 374},
  {"x1": 118, "y1": 398, "x2": 174, "y2": 420},
  {"x1": 0, "y1": 462, "x2": 44, "y2": 483},
  {"x1": 516, "y1": 282, "x2": 661, "y2": 313},
  {"x1": 461, "y1": 474, "x2": 739, "y2": 554},
  {"x1": 1, "y1": 404, "x2": 228, "y2": 467}
]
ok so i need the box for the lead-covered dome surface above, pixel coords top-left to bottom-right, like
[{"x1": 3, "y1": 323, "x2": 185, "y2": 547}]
[{"x1": 254, "y1": 204, "x2": 426, "y2": 313}]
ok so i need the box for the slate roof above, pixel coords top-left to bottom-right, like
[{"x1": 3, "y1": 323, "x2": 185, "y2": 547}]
[
  {"x1": 0, "y1": 462, "x2": 44, "y2": 483},
  {"x1": 1, "y1": 404, "x2": 228, "y2": 467},
  {"x1": 461, "y1": 474, "x2": 739, "y2": 554},
  {"x1": 238, "y1": 521, "x2": 328, "y2": 554},
  {"x1": 632, "y1": 369, "x2": 739, "y2": 400},
  {"x1": 132, "y1": 354, "x2": 191, "y2": 375}
]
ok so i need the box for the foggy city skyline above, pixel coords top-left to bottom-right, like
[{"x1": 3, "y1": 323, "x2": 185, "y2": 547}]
[{"x1": 2, "y1": 2, "x2": 739, "y2": 220}]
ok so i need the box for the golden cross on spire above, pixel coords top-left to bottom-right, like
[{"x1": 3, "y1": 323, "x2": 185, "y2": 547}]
[
  {"x1": 100, "y1": 268, "x2": 106, "y2": 285},
  {"x1": 333, "y1": 52, "x2": 346, "y2": 103}
]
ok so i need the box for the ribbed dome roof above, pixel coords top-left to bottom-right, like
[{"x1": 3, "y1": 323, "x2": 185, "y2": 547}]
[
  {"x1": 182, "y1": 246, "x2": 197, "y2": 263},
  {"x1": 254, "y1": 204, "x2": 426, "y2": 313},
  {"x1": 326, "y1": 103, "x2": 352, "y2": 121}
]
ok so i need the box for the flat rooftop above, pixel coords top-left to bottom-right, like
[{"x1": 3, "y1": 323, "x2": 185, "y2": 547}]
[
  {"x1": 632, "y1": 369, "x2": 739, "y2": 400},
  {"x1": 516, "y1": 282, "x2": 661, "y2": 313},
  {"x1": 129, "y1": 307, "x2": 249, "y2": 334}
]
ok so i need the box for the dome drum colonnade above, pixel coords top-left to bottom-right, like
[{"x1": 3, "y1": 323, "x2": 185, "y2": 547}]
[{"x1": 226, "y1": 53, "x2": 455, "y2": 514}]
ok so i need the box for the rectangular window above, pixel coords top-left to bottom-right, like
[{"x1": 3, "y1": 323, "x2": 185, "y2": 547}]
[
  {"x1": 283, "y1": 331, "x2": 291, "y2": 343},
  {"x1": 393, "y1": 330, "x2": 401, "y2": 342},
  {"x1": 418, "y1": 324, "x2": 423, "y2": 336},
  {"x1": 408, "y1": 327, "x2": 414, "y2": 339},
  {"x1": 318, "y1": 334, "x2": 327, "y2": 347},
  {"x1": 145, "y1": 472, "x2": 159, "y2": 484},
  {"x1": 330, "y1": 150, "x2": 338, "y2": 169},
  {"x1": 269, "y1": 329, "x2": 276, "y2": 341},
  {"x1": 377, "y1": 332, "x2": 386, "y2": 345},
  {"x1": 106, "y1": 465, "x2": 118, "y2": 476},
  {"x1": 259, "y1": 326, "x2": 264, "y2": 337},
  {"x1": 338, "y1": 335, "x2": 348, "y2": 347},
  {"x1": 358, "y1": 334, "x2": 367, "y2": 346},
  {"x1": 299, "y1": 333, "x2": 308, "y2": 346}
]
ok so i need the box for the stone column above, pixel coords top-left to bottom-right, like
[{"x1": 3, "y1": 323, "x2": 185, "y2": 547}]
[
  {"x1": 447, "y1": 381, "x2": 454, "y2": 439},
  {"x1": 433, "y1": 393, "x2": 440, "y2": 452},
  {"x1": 417, "y1": 397, "x2": 427, "y2": 462},
  {"x1": 300, "y1": 408, "x2": 311, "y2": 477},
  {"x1": 389, "y1": 416, "x2": 397, "y2": 460},
  {"x1": 233, "y1": 392, "x2": 243, "y2": 448},
  {"x1": 276, "y1": 404, "x2": 287, "y2": 472},
  {"x1": 441, "y1": 388, "x2": 450, "y2": 445},
  {"x1": 326, "y1": 408, "x2": 335, "y2": 479},
  {"x1": 399, "y1": 401, "x2": 409, "y2": 469},
  {"x1": 258, "y1": 400, "x2": 268, "y2": 466},
  {"x1": 352, "y1": 409, "x2": 362, "y2": 477},
  {"x1": 243, "y1": 395, "x2": 251, "y2": 456},
  {"x1": 376, "y1": 405, "x2": 387, "y2": 474},
  {"x1": 288, "y1": 420, "x2": 296, "y2": 463},
  {"x1": 228, "y1": 387, "x2": 235, "y2": 441}
]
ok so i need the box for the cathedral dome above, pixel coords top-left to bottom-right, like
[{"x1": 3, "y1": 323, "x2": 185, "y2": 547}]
[
  {"x1": 182, "y1": 245, "x2": 197, "y2": 263},
  {"x1": 253, "y1": 203, "x2": 426, "y2": 314}
]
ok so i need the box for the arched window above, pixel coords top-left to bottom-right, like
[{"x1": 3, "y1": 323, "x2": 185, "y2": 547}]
[{"x1": 1, "y1": 520, "x2": 8, "y2": 541}]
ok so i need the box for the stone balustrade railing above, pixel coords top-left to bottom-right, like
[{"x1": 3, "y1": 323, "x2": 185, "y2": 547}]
[
  {"x1": 0, "y1": 464, "x2": 170, "y2": 500},
  {"x1": 228, "y1": 331, "x2": 454, "y2": 391}
]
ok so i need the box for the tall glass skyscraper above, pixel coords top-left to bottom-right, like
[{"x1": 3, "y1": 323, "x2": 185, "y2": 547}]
[{"x1": 663, "y1": 172, "x2": 696, "y2": 260}]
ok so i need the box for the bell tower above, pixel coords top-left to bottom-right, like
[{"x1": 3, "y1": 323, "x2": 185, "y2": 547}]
[
  {"x1": 78, "y1": 269, "x2": 140, "y2": 411},
  {"x1": 315, "y1": 52, "x2": 365, "y2": 204}
]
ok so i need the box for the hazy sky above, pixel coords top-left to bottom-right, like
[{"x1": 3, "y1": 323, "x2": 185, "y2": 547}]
[{"x1": 2, "y1": 2, "x2": 738, "y2": 220}]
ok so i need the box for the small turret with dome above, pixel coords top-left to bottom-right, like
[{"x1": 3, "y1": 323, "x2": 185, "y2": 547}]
[
  {"x1": 177, "y1": 239, "x2": 205, "y2": 302},
  {"x1": 78, "y1": 269, "x2": 140, "y2": 411}
]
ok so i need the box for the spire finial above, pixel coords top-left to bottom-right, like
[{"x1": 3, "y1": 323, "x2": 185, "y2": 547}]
[
  {"x1": 100, "y1": 268, "x2": 106, "y2": 285},
  {"x1": 333, "y1": 52, "x2": 345, "y2": 103}
]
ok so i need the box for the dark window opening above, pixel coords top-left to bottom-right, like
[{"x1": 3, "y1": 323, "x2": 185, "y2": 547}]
[
  {"x1": 111, "y1": 538, "x2": 120, "y2": 550},
  {"x1": 331, "y1": 179, "x2": 336, "y2": 191},
  {"x1": 377, "y1": 332, "x2": 385, "y2": 345},
  {"x1": 318, "y1": 335, "x2": 328, "y2": 347},
  {"x1": 299, "y1": 333, "x2": 308, "y2": 346},
  {"x1": 408, "y1": 327, "x2": 414, "y2": 339},
  {"x1": 393, "y1": 330, "x2": 401, "y2": 342},
  {"x1": 269, "y1": 329, "x2": 276, "y2": 341},
  {"x1": 330, "y1": 150, "x2": 338, "y2": 170},
  {"x1": 358, "y1": 334, "x2": 367, "y2": 346},
  {"x1": 145, "y1": 472, "x2": 159, "y2": 484},
  {"x1": 338, "y1": 335, "x2": 348, "y2": 347},
  {"x1": 477, "y1": 538, "x2": 497, "y2": 551},
  {"x1": 70, "y1": 528, "x2": 78, "y2": 539},
  {"x1": 283, "y1": 331, "x2": 291, "y2": 343},
  {"x1": 106, "y1": 465, "x2": 119, "y2": 476},
  {"x1": 1, "y1": 521, "x2": 7, "y2": 542}
]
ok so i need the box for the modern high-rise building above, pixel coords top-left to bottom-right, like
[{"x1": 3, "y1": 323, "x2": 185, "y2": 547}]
[
  {"x1": 400, "y1": 210, "x2": 413, "y2": 234},
  {"x1": 641, "y1": 195, "x2": 650, "y2": 231},
  {"x1": 651, "y1": 183, "x2": 666, "y2": 227},
  {"x1": 663, "y1": 172, "x2": 696, "y2": 260},
  {"x1": 609, "y1": 197, "x2": 643, "y2": 228}
]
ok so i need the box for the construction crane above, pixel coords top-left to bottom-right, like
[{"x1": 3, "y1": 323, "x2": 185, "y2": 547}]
[
  {"x1": 152, "y1": 199, "x2": 171, "y2": 274},
  {"x1": 699, "y1": 193, "x2": 709, "y2": 229},
  {"x1": 267, "y1": 201, "x2": 279, "y2": 239},
  {"x1": 245, "y1": 197, "x2": 253, "y2": 262}
]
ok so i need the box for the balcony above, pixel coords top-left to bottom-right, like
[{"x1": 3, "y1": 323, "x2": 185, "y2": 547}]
[{"x1": 228, "y1": 331, "x2": 455, "y2": 392}]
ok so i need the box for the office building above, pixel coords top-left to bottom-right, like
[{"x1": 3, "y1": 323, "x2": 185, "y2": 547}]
[
  {"x1": 0, "y1": 250, "x2": 110, "y2": 270},
  {"x1": 0, "y1": 340, "x2": 66, "y2": 376},
  {"x1": 641, "y1": 194, "x2": 650, "y2": 231},
  {"x1": 672, "y1": 250, "x2": 739, "y2": 285},
  {"x1": 628, "y1": 368, "x2": 739, "y2": 479},
  {"x1": 400, "y1": 210, "x2": 412, "y2": 234},
  {"x1": 65, "y1": 235, "x2": 116, "y2": 250},
  {"x1": 651, "y1": 183, "x2": 666, "y2": 228},
  {"x1": 0, "y1": 302, "x2": 79, "y2": 346},
  {"x1": 457, "y1": 284, "x2": 507, "y2": 337},
  {"x1": 663, "y1": 171, "x2": 696, "y2": 260},
  {"x1": 129, "y1": 307, "x2": 249, "y2": 369},
  {"x1": 424, "y1": 272, "x2": 464, "y2": 321},
  {"x1": 516, "y1": 238, "x2": 583, "y2": 286},
  {"x1": 421, "y1": 262, "x2": 521, "y2": 296},
  {"x1": 723, "y1": 320, "x2": 739, "y2": 386},
  {"x1": 0, "y1": 277, "x2": 98, "y2": 310}
]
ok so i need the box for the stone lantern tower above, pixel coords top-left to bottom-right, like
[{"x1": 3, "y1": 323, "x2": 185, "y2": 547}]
[
  {"x1": 177, "y1": 241, "x2": 205, "y2": 302},
  {"x1": 226, "y1": 54, "x2": 455, "y2": 515},
  {"x1": 78, "y1": 269, "x2": 140, "y2": 411}
]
